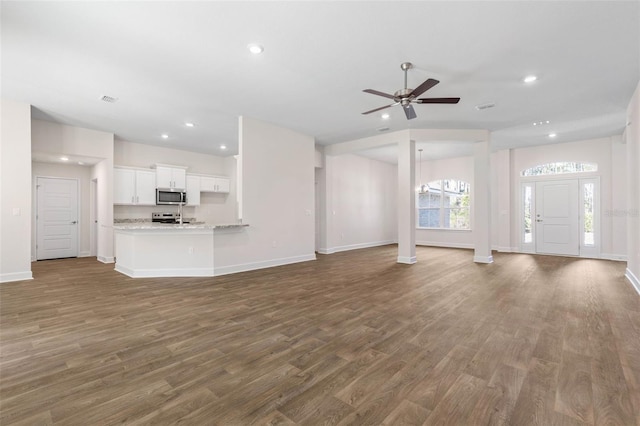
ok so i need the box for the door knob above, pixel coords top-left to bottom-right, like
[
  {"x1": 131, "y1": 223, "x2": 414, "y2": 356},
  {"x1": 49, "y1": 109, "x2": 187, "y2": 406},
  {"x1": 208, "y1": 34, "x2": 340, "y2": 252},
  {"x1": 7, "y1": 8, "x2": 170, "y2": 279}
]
[
  {"x1": 71, "y1": 221, "x2": 77, "y2": 224},
  {"x1": 536, "y1": 219, "x2": 543, "y2": 222}
]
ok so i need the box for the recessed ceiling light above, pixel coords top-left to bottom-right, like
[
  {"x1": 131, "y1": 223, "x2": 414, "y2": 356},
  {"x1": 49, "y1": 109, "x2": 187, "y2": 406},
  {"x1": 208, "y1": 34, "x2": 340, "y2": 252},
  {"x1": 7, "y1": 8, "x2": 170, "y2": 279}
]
[
  {"x1": 60, "y1": 156, "x2": 69, "y2": 161},
  {"x1": 548, "y1": 133, "x2": 557, "y2": 138},
  {"x1": 185, "y1": 122, "x2": 195, "y2": 127},
  {"x1": 220, "y1": 144, "x2": 227, "y2": 150},
  {"x1": 247, "y1": 44, "x2": 264, "y2": 54},
  {"x1": 381, "y1": 113, "x2": 390, "y2": 120},
  {"x1": 161, "y1": 134, "x2": 169, "y2": 139},
  {"x1": 523, "y1": 75, "x2": 537, "y2": 83},
  {"x1": 78, "y1": 161, "x2": 85, "y2": 165}
]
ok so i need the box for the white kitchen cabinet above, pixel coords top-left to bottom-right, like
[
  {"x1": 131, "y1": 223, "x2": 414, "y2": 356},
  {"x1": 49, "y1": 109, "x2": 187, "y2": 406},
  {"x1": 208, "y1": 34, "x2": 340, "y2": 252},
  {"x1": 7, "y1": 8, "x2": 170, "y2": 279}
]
[
  {"x1": 114, "y1": 168, "x2": 156, "y2": 205},
  {"x1": 186, "y1": 175, "x2": 201, "y2": 206},
  {"x1": 135, "y1": 170, "x2": 157, "y2": 205},
  {"x1": 200, "y1": 176, "x2": 230, "y2": 193},
  {"x1": 200, "y1": 176, "x2": 216, "y2": 192},
  {"x1": 114, "y1": 168, "x2": 135, "y2": 204},
  {"x1": 155, "y1": 165, "x2": 187, "y2": 190},
  {"x1": 214, "y1": 177, "x2": 230, "y2": 193}
]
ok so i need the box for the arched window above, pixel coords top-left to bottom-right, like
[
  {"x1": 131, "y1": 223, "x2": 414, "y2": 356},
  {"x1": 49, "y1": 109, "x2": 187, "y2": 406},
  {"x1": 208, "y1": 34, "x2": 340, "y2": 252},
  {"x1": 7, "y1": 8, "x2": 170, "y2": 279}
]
[
  {"x1": 417, "y1": 179, "x2": 470, "y2": 229},
  {"x1": 521, "y1": 162, "x2": 597, "y2": 177}
]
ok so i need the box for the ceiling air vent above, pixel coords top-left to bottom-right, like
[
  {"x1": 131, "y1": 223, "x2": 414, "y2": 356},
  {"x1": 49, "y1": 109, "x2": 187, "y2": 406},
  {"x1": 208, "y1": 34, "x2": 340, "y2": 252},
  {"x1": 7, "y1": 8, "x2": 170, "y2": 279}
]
[
  {"x1": 100, "y1": 95, "x2": 118, "y2": 103},
  {"x1": 377, "y1": 126, "x2": 390, "y2": 132},
  {"x1": 475, "y1": 102, "x2": 495, "y2": 111}
]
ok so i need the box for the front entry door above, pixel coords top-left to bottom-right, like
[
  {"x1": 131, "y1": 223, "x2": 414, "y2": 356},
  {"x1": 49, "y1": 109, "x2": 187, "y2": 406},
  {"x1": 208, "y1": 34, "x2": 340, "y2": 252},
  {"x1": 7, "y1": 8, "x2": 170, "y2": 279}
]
[
  {"x1": 535, "y1": 179, "x2": 579, "y2": 256},
  {"x1": 36, "y1": 177, "x2": 79, "y2": 260}
]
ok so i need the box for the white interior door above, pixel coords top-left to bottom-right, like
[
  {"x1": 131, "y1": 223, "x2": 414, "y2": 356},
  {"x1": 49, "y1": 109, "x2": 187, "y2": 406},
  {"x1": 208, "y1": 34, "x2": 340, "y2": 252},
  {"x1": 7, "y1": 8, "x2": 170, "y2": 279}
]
[
  {"x1": 37, "y1": 177, "x2": 79, "y2": 260},
  {"x1": 535, "y1": 179, "x2": 579, "y2": 256}
]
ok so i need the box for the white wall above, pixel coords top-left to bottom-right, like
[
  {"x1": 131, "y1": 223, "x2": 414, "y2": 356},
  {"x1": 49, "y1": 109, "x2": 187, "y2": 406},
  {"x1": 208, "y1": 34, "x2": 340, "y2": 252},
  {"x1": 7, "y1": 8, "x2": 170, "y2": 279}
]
[
  {"x1": 113, "y1": 140, "x2": 237, "y2": 224},
  {"x1": 31, "y1": 119, "x2": 114, "y2": 262},
  {"x1": 114, "y1": 139, "x2": 226, "y2": 173},
  {"x1": 611, "y1": 138, "x2": 628, "y2": 257},
  {"x1": 0, "y1": 99, "x2": 32, "y2": 282},
  {"x1": 319, "y1": 153, "x2": 397, "y2": 253},
  {"x1": 626, "y1": 81, "x2": 640, "y2": 293},
  {"x1": 511, "y1": 137, "x2": 624, "y2": 258},
  {"x1": 416, "y1": 155, "x2": 474, "y2": 248},
  {"x1": 31, "y1": 162, "x2": 92, "y2": 259},
  {"x1": 213, "y1": 116, "x2": 315, "y2": 275}
]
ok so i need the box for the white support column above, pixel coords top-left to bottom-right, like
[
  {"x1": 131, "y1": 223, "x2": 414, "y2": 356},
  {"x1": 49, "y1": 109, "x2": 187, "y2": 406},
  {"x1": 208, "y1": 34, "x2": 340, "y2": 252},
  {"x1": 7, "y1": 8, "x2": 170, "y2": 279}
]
[
  {"x1": 397, "y1": 139, "x2": 416, "y2": 264},
  {"x1": 474, "y1": 138, "x2": 493, "y2": 263},
  {"x1": 496, "y1": 149, "x2": 512, "y2": 252}
]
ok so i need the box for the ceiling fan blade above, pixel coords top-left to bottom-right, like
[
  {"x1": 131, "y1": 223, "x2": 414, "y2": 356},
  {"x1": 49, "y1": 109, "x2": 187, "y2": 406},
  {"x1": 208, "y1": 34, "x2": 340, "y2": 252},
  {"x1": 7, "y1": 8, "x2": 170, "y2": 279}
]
[
  {"x1": 403, "y1": 104, "x2": 417, "y2": 120},
  {"x1": 363, "y1": 89, "x2": 396, "y2": 100},
  {"x1": 410, "y1": 78, "x2": 439, "y2": 97},
  {"x1": 416, "y1": 97, "x2": 461, "y2": 104},
  {"x1": 361, "y1": 104, "x2": 395, "y2": 115}
]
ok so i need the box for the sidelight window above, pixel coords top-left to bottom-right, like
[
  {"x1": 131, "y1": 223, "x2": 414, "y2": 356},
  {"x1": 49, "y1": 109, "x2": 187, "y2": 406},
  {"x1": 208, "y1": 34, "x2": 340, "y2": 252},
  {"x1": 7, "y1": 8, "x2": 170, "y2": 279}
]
[
  {"x1": 583, "y1": 182, "x2": 595, "y2": 246},
  {"x1": 523, "y1": 184, "x2": 533, "y2": 244}
]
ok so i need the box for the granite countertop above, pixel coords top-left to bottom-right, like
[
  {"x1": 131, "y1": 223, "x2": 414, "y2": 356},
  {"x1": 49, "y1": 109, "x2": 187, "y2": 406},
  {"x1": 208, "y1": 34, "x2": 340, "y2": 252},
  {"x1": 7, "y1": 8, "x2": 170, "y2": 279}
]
[{"x1": 112, "y1": 220, "x2": 248, "y2": 230}]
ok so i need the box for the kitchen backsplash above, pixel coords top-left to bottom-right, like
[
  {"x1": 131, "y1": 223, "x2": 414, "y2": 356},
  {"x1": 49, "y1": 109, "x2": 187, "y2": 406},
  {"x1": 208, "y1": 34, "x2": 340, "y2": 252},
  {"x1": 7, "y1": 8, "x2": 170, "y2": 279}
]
[{"x1": 114, "y1": 199, "x2": 236, "y2": 224}]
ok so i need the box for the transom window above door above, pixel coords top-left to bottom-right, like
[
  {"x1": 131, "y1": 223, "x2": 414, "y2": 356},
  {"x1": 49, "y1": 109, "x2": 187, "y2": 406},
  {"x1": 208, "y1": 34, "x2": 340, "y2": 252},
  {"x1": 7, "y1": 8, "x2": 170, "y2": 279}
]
[{"x1": 521, "y1": 161, "x2": 597, "y2": 177}]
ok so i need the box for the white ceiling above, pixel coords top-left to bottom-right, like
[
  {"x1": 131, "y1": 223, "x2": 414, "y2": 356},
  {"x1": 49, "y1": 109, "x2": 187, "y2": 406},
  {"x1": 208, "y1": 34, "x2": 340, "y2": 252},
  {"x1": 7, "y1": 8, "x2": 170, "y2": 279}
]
[{"x1": 2, "y1": 1, "x2": 638, "y2": 163}]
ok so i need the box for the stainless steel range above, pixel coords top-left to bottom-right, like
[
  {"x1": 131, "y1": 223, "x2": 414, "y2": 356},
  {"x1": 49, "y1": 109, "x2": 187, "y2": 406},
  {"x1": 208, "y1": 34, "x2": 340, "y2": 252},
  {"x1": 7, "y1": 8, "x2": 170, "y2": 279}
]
[{"x1": 152, "y1": 212, "x2": 185, "y2": 224}]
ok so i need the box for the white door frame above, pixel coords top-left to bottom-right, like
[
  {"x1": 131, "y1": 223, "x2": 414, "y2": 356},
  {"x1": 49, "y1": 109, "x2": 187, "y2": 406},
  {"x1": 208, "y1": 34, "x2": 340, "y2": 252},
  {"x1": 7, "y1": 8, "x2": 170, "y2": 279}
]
[
  {"x1": 90, "y1": 178, "x2": 98, "y2": 257},
  {"x1": 35, "y1": 176, "x2": 80, "y2": 260},
  {"x1": 520, "y1": 175, "x2": 601, "y2": 258}
]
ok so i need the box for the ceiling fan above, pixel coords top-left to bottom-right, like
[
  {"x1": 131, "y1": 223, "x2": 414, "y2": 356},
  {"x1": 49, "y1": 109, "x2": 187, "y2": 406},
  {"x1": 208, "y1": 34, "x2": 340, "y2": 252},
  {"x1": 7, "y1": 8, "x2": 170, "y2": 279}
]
[{"x1": 362, "y1": 62, "x2": 460, "y2": 120}]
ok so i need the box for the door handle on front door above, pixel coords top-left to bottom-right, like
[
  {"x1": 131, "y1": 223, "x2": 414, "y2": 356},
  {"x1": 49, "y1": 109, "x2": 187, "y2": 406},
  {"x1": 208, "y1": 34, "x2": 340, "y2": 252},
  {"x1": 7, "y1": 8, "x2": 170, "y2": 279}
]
[{"x1": 71, "y1": 221, "x2": 77, "y2": 224}]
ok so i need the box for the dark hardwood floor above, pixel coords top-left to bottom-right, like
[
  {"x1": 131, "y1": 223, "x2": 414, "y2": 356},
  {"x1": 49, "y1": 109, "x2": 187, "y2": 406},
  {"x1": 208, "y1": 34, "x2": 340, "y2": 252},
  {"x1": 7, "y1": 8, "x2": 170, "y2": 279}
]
[{"x1": 1, "y1": 246, "x2": 639, "y2": 425}]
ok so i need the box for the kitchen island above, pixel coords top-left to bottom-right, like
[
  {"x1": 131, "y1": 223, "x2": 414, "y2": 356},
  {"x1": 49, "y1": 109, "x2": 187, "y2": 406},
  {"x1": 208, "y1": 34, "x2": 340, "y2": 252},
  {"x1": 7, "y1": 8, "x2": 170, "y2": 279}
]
[{"x1": 113, "y1": 223, "x2": 248, "y2": 278}]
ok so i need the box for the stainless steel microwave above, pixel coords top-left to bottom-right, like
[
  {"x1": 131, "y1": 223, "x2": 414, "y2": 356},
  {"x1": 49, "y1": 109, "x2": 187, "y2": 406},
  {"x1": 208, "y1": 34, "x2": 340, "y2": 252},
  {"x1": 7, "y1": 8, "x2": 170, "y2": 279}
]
[{"x1": 156, "y1": 188, "x2": 187, "y2": 205}]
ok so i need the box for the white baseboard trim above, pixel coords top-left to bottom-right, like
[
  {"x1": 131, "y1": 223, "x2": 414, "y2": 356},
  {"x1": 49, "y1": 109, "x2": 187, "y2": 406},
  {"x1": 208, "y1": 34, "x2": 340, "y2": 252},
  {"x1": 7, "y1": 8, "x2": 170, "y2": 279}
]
[
  {"x1": 115, "y1": 264, "x2": 214, "y2": 278},
  {"x1": 416, "y1": 241, "x2": 473, "y2": 250},
  {"x1": 474, "y1": 255, "x2": 494, "y2": 264},
  {"x1": 1, "y1": 271, "x2": 33, "y2": 283},
  {"x1": 626, "y1": 268, "x2": 640, "y2": 296},
  {"x1": 318, "y1": 240, "x2": 395, "y2": 255},
  {"x1": 397, "y1": 256, "x2": 417, "y2": 264},
  {"x1": 600, "y1": 253, "x2": 627, "y2": 262},
  {"x1": 79, "y1": 251, "x2": 91, "y2": 258},
  {"x1": 495, "y1": 246, "x2": 516, "y2": 253},
  {"x1": 214, "y1": 253, "x2": 317, "y2": 276},
  {"x1": 97, "y1": 255, "x2": 115, "y2": 264}
]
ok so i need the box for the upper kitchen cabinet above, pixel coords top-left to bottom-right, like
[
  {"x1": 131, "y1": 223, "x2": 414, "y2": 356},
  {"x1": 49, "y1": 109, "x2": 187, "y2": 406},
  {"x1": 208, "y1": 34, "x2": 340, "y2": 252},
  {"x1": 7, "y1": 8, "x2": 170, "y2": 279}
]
[
  {"x1": 114, "y1": 167, "x2": 156, "y2": 205},
  {"x1": 155, "y1": 164, "x2": 187, "y2": 190},
  {"x1": 186, "y1": 175, "x2": 201, "y2": 206},
  {"x1": 200, "y1": 176, "x2": 230, "y2": 193}
]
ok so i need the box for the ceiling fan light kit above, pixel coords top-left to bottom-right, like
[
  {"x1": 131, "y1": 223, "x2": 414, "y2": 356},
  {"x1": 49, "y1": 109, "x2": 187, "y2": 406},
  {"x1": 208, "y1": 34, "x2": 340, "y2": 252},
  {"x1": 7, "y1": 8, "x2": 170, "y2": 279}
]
[{"x1": 362, "y1": 62, "x2": 460, "y2": 120}]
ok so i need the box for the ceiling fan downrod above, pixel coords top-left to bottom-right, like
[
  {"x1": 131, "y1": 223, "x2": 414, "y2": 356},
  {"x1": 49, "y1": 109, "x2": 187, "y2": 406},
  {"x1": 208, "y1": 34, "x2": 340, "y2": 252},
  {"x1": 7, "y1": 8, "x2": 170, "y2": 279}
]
[{"x1": 400, "y1": 62, "x2": 413, "y2": 90}]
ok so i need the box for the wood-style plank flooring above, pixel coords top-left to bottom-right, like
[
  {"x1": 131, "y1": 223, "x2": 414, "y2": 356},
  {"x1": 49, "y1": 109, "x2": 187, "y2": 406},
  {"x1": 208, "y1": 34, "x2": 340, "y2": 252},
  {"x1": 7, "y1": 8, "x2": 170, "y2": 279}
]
[{"x1": 1, "y1": 246, "x2": 640, "y2": 425}]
